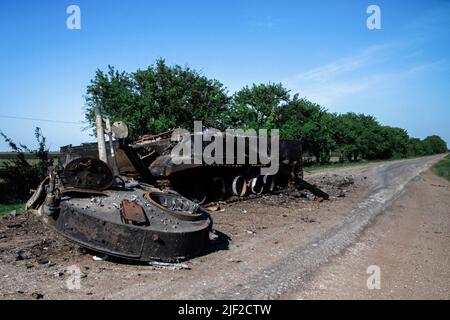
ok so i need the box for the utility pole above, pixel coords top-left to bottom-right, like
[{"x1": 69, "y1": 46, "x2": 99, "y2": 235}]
[{"x1": 94, "y1": 104, "x2": 108, "y2": 163}]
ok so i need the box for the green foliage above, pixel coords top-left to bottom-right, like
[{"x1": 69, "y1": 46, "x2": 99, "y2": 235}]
[
  {"x1": 378, "y1": 126, "x2": 410, "y2": 159},
  {"x1": 422, "y1": 135, "x2": 448, "y2": 155},
  {"x1": 85, "y1": 66, "x2": 135, "y2": 134},
  {"x1": 432, "y1": 155, "x2": 450, "y2": 181},
  {"x1": 0, "y1": 203, "x2": 25, "y2": 216},
  {"x1": 85, "y1": 59, "x2": 229, "y2": 137},
  {"x1": 333, "y1": 113, "x2": 369, "y2": 161},
  {"x1": 0, "y1": 128, "x2": 52, "y2": 204},
  {"x1": 406, "y1": 136, "x2": 447, "y2": 157},
  {"x1": 225, "y1": 83, "x2": 290, "y2": 130},
  {"x1": 278, "y1": 97, "x2": 335, "y2": 163},
  {"x1": 407, "y1": 138, "x2": 426, "y2": 157}
]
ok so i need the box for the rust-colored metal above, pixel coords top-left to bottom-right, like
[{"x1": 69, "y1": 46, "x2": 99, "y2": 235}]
[
  {"x1": 143, "y1": 192, "x2": 204, "y2": 221},
  {"x1": 58, "y1": 129, "x2": 331, "y2": 205},
  {"x1": 33, "y1": 186, "x2": 213, "y2": 262},
  {"x1": 63, "y1": 157, "x2": 113, "y2": 191},
  {"x1": 26, "y1": 177, "x2": 49, "y2": 210},
  {"x1": 120, "y1": 200, "x2": 148, "y2": 225},
  {"x1": 61, "y1": 188, "x2": 108, "y2": 197},
  {"x1": 295, "y1": 177, "x2": 330, "y2": 200}
]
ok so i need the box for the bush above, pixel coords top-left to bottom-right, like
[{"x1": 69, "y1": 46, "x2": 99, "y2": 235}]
[
  {"x1": 422, "y1": 135, "x2": 448, "y2": 155},
  {"x1": 432, "y1": 155, "x2": 450, "y2": 181},
  {"x1": 0, "y1": 128, "x2": 52, "y2": 204}
]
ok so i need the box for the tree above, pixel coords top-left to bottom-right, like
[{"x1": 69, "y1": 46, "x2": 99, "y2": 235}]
[
  {"x1": 85, "y1": 66, "x2": 136, "y2": 134},
  {"x1": 332, "y1": 113, "x2": 408, "y2": 161},
  {"x1": 378, "y1": 126, "x2": 409, "y2": 159},
  {"x1": 225, "y1": 83, "x2": 290, "y2": 130},
  {"x1": 85, "y1": 59, "x2": 230, "y2": 137},
  {"x1": 407, "y1": 138, "x2": 425, "y2": 156},
  {"x1": 278, "y1": 96, "x2": 335, "y2": 163},
  {"x1": 422, "y1": 135, "x2": 448, "y2": 154},
  {"x1": 333, "y1": 113, "x2": 367, "y2": 161}
]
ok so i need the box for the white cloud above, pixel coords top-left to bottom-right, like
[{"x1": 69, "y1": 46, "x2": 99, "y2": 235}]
[
  {"x1": 248, "y1": 15, "x2": 293, "y2": 29},
  {"x1": 290, "y1": 45, "x2": 384, "y2": 83},
  {"x1": 284, "y1": 44, "x2": 443, "y2": 108}
]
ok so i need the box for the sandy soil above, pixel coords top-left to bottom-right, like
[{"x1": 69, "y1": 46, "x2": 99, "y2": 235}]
[{"x1": 285, "y1": 170, "x2": 450, "y2": 300}]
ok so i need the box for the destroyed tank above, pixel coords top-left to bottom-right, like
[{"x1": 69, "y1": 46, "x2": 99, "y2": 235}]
[
  {"x1": 60, "y1": 129, "x2": 306, "y2": 204},
  {"x1": 26, "y1": 157, "x2": 214, "y2": 262},
  {"x1": 28, "y1": 124, "x2": 327, "y2": 262}
]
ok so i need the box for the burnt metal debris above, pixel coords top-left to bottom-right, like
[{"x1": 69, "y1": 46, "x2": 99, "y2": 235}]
[
  {"x1": 28, "y1": 157, "x2": 213, "y2": 262},
  {"x1": 62, "y1": 157, "x2": 113, "y2": 191},
  {"x1": 28, "y1": 126, "x2": 329, "y2": 262},
  {"x1": 60, "y1": 131, "x2": 327, "y2": 203}
]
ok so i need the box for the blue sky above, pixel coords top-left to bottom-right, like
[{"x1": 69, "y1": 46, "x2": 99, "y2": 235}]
[{"x1": 0, "y1": 0, "x2": 449, "y2": 150}]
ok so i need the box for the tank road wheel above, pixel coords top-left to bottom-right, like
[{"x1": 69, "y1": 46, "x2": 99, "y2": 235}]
[
  {"x1": 263, "y1": 175, "x2": 276, "y2": 193},
  {"x1": 231, "y1": 175, "x2": 247, "y2": 197},
  {"x1": 275, "y1": 167, "x2": 290, "y2": 190},
  {"x1": 186, "y1": 182, "x2": 208, "y2": 205},
  {"x1": 169, "y1": 173, "x2": 208, "y2": 204},
  {"x1": 211, "y1": 177, "x2": 227, "y2": 201},
  {"x1": 249, "y1": 176, "x2": 264, "y2": 195}
]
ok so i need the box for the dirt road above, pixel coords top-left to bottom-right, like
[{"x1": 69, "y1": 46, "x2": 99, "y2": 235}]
[
  {"x1": 0, "y1": 155, "x2": 448, "y2": 299},
  {"x1": 284, "y1": 169, "x2": 450, "y2": 299}
]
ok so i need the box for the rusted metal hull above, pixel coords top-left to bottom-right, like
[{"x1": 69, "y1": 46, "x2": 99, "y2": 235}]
[
  {"x1": 39, "y1": 188, "x2": 212, "y2": 262},
  {"x1": 59, "y1": 134, "x2": 308, "y2": 204},
  {"x1": 48, "y1": 203, "x2": 211, "y2": 262}
]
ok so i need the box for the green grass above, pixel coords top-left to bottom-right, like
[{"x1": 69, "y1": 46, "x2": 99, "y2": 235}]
[
  {"x1": 432, "y1": 154, "x2": 450, "y2": 181},
  {"x1": 303, "y1": 155, "x2": 427, "y2": 174},
  {"x1": 304, "y1": 158, "x2": 395, "y2": 173},
  {"x1": 0, "y1": 203, "x2": 26, "y2": 216},
  {"x1": 0, "y1": 152, "x2": 60, "y2": 168}
]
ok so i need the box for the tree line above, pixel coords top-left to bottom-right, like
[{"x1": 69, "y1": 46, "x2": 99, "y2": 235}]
[{"x1": 85, "y1": 59, "x2": 448, "y2": 164}]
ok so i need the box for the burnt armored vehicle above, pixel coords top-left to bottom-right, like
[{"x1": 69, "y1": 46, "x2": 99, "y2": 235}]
[
  {"x1": 27, "y1": 157, "x2": 213, "y2": 262},
  {"x1": 29, "y1": 123, "x2": 327, "y2": 262},
  {"x1": 60, "y1": 129, "x2": 309, "y2": 204}
]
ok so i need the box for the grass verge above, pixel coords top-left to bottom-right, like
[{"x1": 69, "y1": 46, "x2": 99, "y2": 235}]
[
  {"x1": 0, "y1": 203, "x2": 26, "y2": 216},
  {"x1": 303, "y1": 155, "x2": 431, "y2": 174},
  {"x1": 304, "y1": 159, "x2": 383, "y2": 173},
  {"x1": 432, "y1": 154, "x2": 450, "y2": 181}
]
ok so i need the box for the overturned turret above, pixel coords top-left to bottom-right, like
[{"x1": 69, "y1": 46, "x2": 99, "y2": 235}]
[{"x1": 27, "y1": 157, "x2": 213, "y2": 262}]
